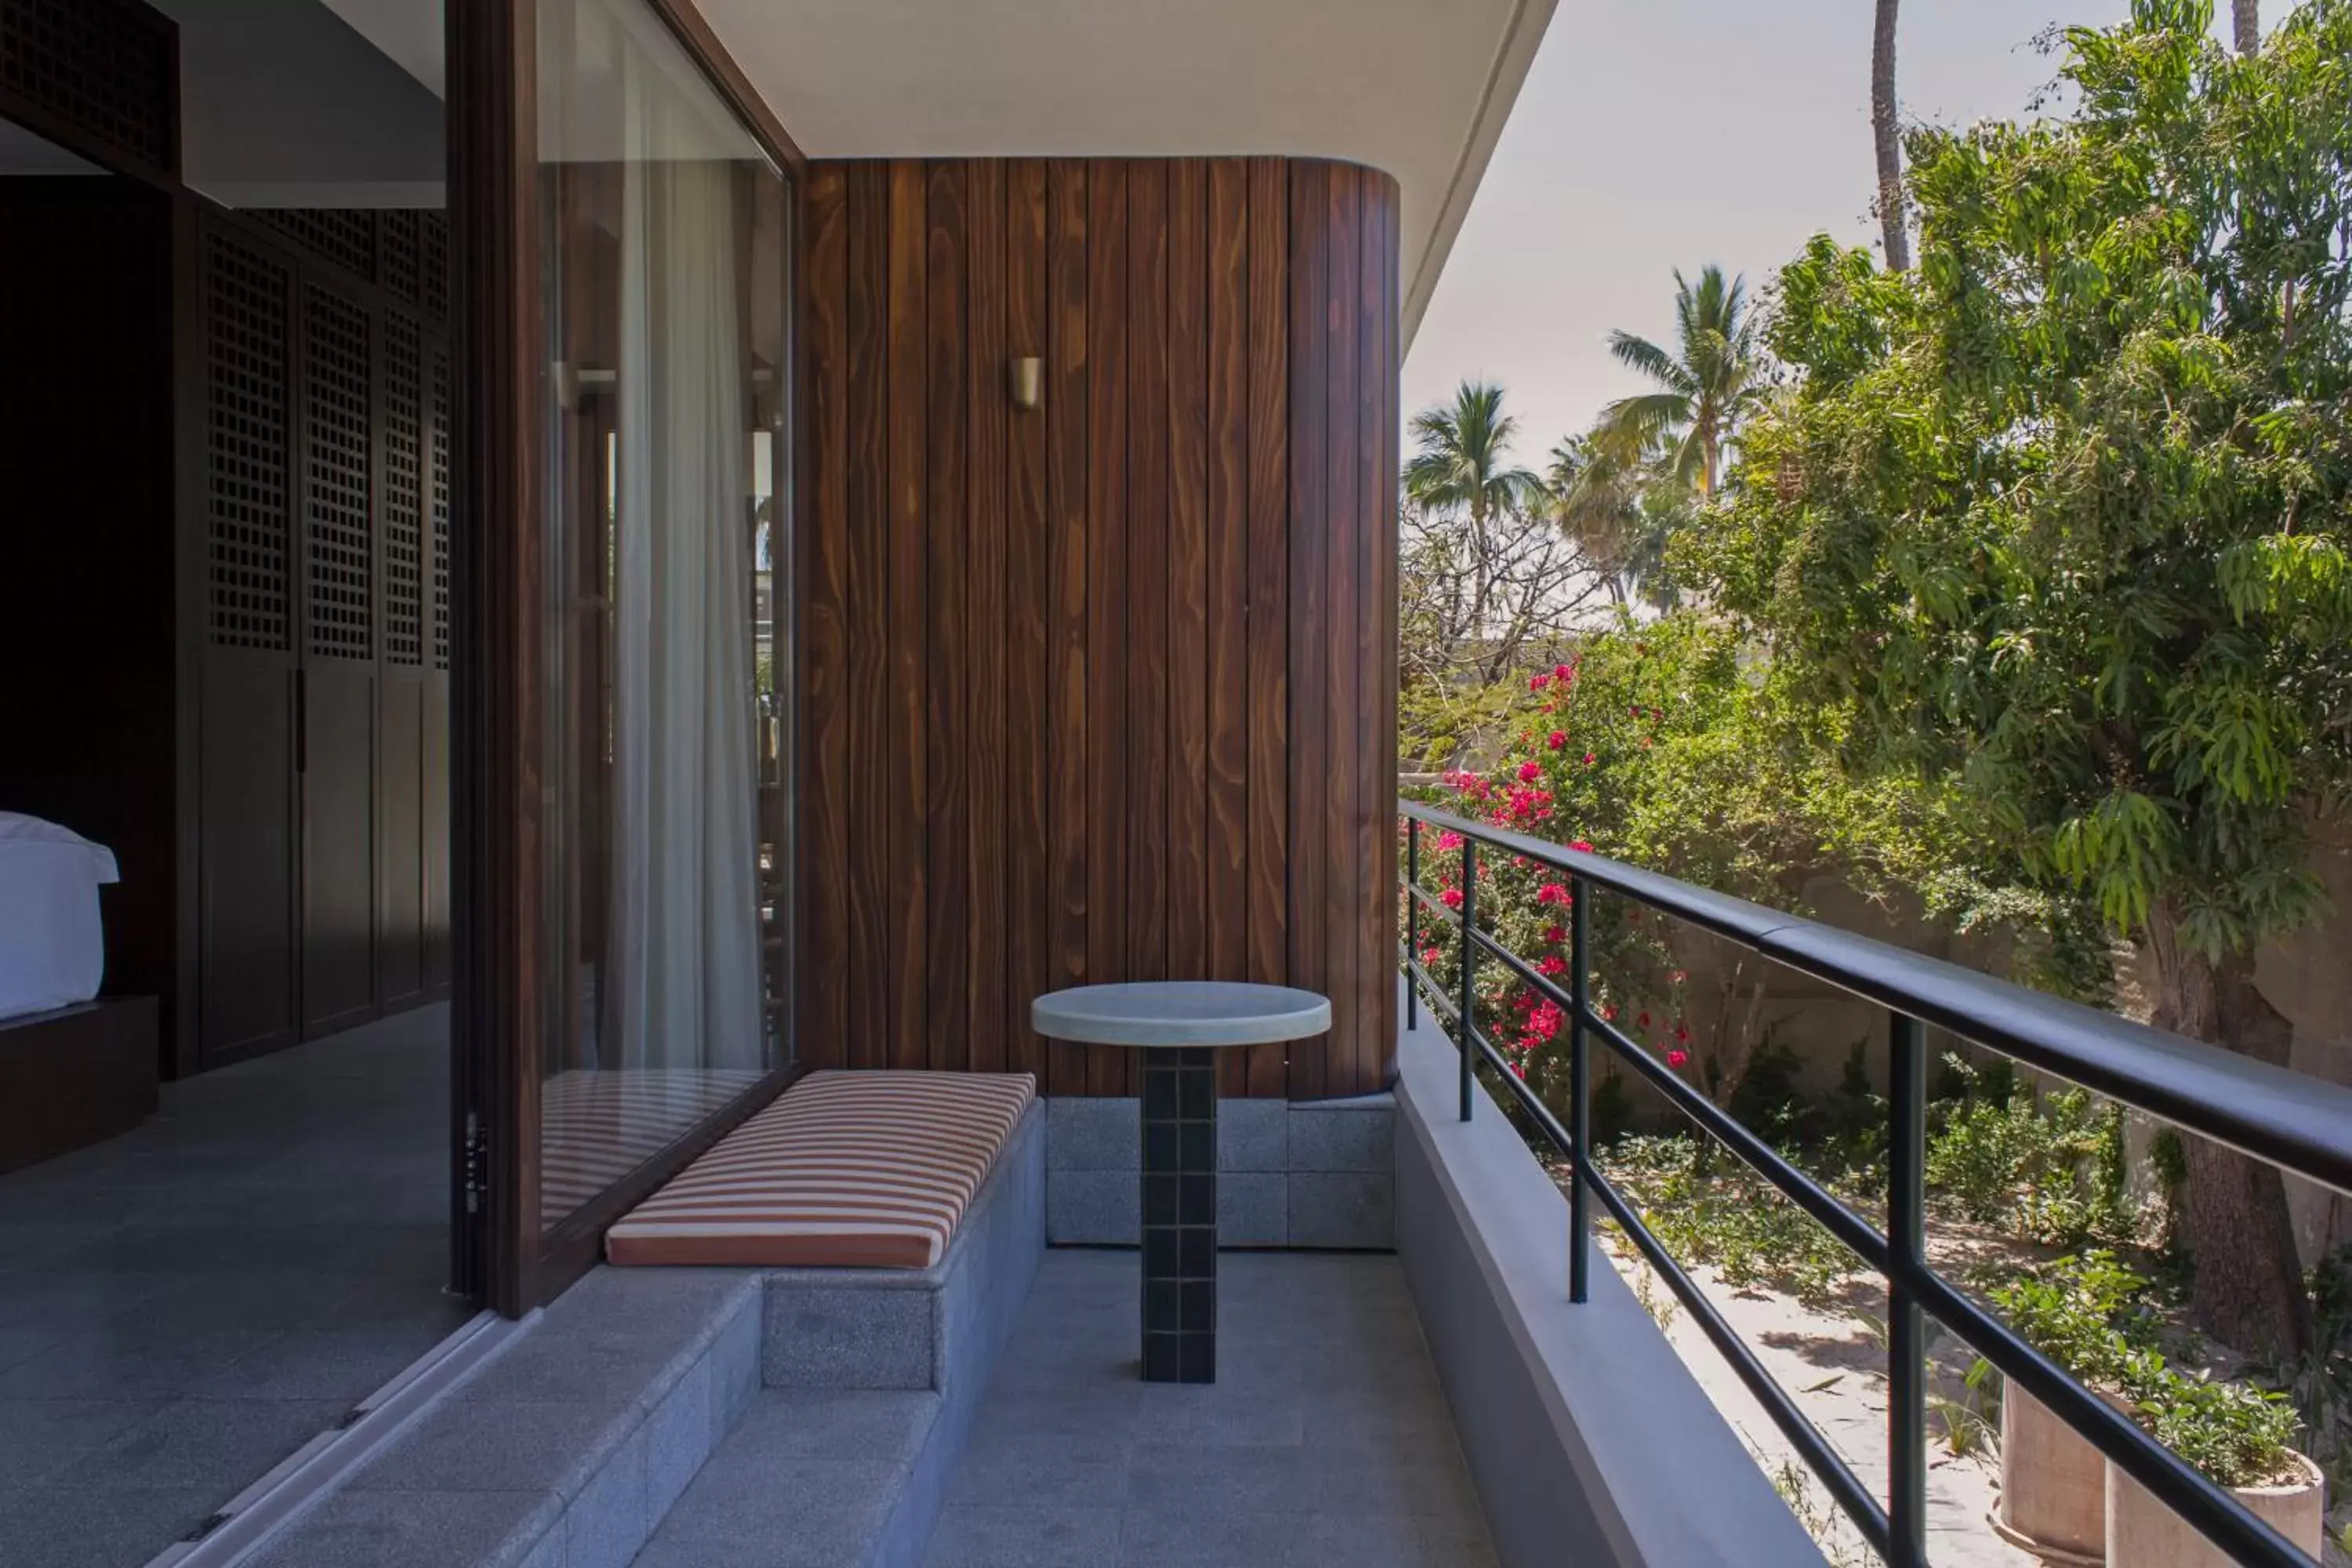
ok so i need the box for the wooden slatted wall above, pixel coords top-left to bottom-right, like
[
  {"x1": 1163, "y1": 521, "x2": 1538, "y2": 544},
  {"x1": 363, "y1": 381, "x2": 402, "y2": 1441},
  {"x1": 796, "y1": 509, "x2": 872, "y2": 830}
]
[{"x1": 800, "y1": 156, "x2": 1398, "y2": 1099}]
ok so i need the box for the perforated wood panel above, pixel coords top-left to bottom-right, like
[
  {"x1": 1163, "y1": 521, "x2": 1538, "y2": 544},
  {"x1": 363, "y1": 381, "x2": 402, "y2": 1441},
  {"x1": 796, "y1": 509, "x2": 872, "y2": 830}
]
[
  {"x1": 0, "y1": 0, "x2": 176, "y2": 172},
  {"x1": 383, "y1": 310, "x2": 424, "y2": 666},
  {"x1": 430, "y1": 345, "x2": 451, "y2": 670},
  {"x1": 258, "y1": 211, "x2": 377, "y2": 285},
  {"x1": 205, "y1": 231, "x2": 293, "y2": 653},
  {"x1": 304, "y1": 284, "x2": 373, "y2": 661},
  {"x1": 379, "y1": 210, "x2": 421, "y2": 307}
]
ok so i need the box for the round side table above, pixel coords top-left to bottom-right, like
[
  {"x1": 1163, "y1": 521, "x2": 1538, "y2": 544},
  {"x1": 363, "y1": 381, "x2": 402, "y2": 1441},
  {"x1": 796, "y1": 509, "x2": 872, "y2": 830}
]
[{"x1": 1031, "y1": 982, "x2": 1331, "y2": 1384}]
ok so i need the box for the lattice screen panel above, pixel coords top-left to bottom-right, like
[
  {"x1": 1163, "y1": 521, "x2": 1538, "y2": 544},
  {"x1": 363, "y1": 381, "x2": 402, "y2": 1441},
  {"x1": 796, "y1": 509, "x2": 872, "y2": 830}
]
[
  {"x1": 0, "y1": 0, "x2": 176, "y2": 171},
  {"x1": 430, "y1": 345, "x2": 452, "y2": 670},
  {"x1": 383, "y1": 311, "x2": 424, "y2": 666},
  {"x1": 379, "y1": 211, "x2": 422, "y2": 307},
  {"x1": 258, "y1": 211, "x2": 377, "y2": 286},
  {"x1": 205, "y1": 233, "x2": 292, "y2": 652},
  {"x1": 304, "y1": 285, "x2": 374, "y2": 661},
  {"x1": 422, "y1": 213, "x2": 450, "y2": 323}
]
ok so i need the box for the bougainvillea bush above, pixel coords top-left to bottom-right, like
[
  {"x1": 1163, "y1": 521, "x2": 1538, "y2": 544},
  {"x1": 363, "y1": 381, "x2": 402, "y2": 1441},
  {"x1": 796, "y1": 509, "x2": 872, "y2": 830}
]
[{"x1": 1403, "y1": 610, "x2": 2110, "y2": 1124}]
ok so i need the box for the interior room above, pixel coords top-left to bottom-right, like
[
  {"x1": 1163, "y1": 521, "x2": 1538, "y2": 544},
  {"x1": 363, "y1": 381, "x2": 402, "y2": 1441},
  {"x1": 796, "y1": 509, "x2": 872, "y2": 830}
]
[{"x1": 0, "y1": 4, "x2": 469, "y2": 1563}]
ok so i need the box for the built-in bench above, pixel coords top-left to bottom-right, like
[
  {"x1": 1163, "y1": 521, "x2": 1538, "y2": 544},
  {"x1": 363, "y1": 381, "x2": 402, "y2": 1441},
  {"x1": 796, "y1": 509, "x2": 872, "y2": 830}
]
[{"x1": 247, "y1": 1078, "x2": 1045, "y2": 1568}]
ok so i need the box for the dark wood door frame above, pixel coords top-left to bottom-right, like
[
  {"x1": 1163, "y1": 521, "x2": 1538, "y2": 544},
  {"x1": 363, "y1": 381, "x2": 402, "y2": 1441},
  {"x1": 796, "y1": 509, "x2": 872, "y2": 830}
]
[{"x1": 446, "y1": 0, "x2": 808, "y2": 1316}]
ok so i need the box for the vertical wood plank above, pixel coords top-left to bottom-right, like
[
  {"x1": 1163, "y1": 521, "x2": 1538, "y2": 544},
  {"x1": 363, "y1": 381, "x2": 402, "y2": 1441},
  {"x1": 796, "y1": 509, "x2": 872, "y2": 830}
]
[
  {"x1": 1322, "y1": 165, "x2": 1362, "y2": 1101},
  {"x1": 1243, "y1": 157, "x2": 1290, "y2": 1098},
  {"x1": 1374, "y1": 176, "x2": 1403, "y2": 1087},
  {"x1": 1167, "y1": 158, "x2": 1210, "y2": 990},
  {"x1": 1005, "y1": 159, "x2": 1051, "y2": 1084},
  {"x1": 1351, "y1": 172, "x2": 1386, "y2": 1096},
  {"x1": 966, "y1": 159, "x2": 1009, "y2": 1077},
  {"x1": 1125, "y1": 160, "x2": 1170, "y2": 1000},
  {"x1": 885, "y1": 159, "x2": 929, "y2": 1073},
  {"x1": 800, "y1": 165, "x2": 850, "y2": 1069},
  {"x1": 1204, "y1": 158, "x2": 1252, "y2": 1094},
  {"x1": 924, "y1": 161, "x2": 969, "y2": 1073},
  {"x1": 844, "y1": 162, "x2": 891, "y2": 1071},
  {"x1": 1045, "y1": 160, "x2": 1091, "y2": 1097},
  {"x1": 1286, "y1": 158, "x2": 1330, "y2": 1101},
  {"x1": 1083, "y1": 159, "x2": 1129, "y2": 1096}
]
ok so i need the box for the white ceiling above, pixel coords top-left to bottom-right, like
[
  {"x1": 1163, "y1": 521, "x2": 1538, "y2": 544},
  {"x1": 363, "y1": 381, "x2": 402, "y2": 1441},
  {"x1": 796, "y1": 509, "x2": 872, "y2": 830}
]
[{"x1": 693, "y1": 0, "x2": 1557, "y2": 346}]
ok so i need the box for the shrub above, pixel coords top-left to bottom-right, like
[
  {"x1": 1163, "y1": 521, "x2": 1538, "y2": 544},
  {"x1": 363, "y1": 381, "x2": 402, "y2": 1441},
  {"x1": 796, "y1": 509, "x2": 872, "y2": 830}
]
[
  {"x1": 1991, "y1": 1249, "x2": 2161, "y2": 1390},
  {"x1": 1925, "y1": 1054, "x2": 2136, "y2": 1247},
  {"x1": 1597, "y1": 1133, "x2": 1864, "y2": 1308},
  {"x1": 2133, "y1": 1368, "x2": 2302, "y2": 1490}
]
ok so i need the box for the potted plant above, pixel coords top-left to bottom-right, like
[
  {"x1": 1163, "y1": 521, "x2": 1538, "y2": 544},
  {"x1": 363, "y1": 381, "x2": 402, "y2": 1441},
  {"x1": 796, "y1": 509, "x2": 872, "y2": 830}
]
[
  {"x1": 1988, "y1": 1252, "x2": 2156, "y2": 1564},
  {"x1": 2105, "y1": 1367, "x2": 2326, "y2": 1566}
]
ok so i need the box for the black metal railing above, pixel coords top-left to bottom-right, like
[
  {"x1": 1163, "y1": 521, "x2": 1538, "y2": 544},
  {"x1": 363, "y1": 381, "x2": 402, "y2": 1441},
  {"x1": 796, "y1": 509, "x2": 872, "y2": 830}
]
[{"x1": 1398, "y1": 797, "x2": 2352, "y2": 1568}]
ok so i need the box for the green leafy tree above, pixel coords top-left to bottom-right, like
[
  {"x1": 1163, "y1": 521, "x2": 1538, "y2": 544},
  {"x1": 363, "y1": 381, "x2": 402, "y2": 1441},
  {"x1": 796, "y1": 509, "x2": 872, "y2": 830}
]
[
  {"x1": 1595, "y1": 265, "x2": 1770, "y2": 497},
  {"x1": 1403, "y1": 382, "x2": 1548, "y2": 670},
  {"x1": 1697, "y1": 0, "x2": 2352, "y2": 1356}
]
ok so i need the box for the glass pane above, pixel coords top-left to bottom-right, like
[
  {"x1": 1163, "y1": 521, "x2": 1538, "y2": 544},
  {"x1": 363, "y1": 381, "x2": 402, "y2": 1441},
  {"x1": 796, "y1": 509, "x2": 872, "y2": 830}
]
[{"x1": 534, "y1": 0, "x2": 790, "y2": 1231}]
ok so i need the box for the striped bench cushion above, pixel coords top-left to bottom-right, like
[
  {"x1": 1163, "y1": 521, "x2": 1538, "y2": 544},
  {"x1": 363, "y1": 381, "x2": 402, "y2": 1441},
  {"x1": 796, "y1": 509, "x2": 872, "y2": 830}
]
[{"x1": 604, "y1": 1069, "x2": 1036, "y2": 1269}]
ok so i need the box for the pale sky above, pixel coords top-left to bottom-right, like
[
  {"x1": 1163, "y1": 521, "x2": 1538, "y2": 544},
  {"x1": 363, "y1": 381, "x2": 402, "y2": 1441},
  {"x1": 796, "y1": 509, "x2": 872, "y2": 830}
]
[{"x1": 1404, "y1": 0, "x2": 2238, "y2": 463}]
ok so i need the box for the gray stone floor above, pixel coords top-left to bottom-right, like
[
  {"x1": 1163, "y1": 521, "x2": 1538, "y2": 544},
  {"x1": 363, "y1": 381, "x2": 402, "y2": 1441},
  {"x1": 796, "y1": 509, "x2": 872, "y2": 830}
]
[
  {"x1": 924, "y1": 1249, "x2": 1496, "y2": 1568},
  {"x1": 0, "y1": 1003, "x2": 469, "y2": 1568}
]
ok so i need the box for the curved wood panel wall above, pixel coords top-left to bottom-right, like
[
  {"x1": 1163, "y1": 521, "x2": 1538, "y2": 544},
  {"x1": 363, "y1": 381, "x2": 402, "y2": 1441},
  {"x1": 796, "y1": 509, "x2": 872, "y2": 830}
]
[{"x1": 798, "y1": 156, "x2": 1398, "y2": 1099}]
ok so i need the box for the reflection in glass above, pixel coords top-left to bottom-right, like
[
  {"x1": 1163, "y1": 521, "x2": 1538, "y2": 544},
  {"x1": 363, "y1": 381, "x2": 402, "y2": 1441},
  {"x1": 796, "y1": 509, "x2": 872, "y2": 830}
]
[{"x1": 535, "y1": 0, "x2": 790, "y2": 1229}]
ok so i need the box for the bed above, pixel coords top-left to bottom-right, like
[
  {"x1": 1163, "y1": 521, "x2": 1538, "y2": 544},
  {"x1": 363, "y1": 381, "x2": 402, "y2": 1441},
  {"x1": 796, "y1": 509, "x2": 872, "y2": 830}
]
[{"x1": 0, "y1": 814, "x2": 156, "y2": 1171}]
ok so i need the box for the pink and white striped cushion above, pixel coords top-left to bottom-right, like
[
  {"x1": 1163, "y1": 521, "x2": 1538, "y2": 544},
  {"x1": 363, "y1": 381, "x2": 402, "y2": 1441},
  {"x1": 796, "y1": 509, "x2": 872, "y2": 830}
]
[{"x1": 604, "y1": 1069, "x2": 1036, "y2": 1269}]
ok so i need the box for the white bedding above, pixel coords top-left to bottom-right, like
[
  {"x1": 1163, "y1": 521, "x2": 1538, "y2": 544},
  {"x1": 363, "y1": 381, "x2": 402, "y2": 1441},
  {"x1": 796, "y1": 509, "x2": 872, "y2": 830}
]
[{"x1": 0, "y1": 814, "x2": 119, "y2": 1021}]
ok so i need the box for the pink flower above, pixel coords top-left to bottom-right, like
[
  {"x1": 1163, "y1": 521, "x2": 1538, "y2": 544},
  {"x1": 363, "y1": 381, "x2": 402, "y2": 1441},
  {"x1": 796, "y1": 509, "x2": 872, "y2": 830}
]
[
  {"x1": 1529, "y1": 673, "x2": 1550, "y2": 691},
  {"x1": 1637, "y1": 1011, "x2": 1651, "y2": 1029},
  {"x1": 1536, "y1": 883, "x2": 1571, "y2": 906},
  {"x1": 1440, "y1": 887, "x2": 1463, "y2": 909},
  {"x1": 1555, "y1": 662, "x2": 1573, "y2": 681},
  {"x1": 1547, "y1": 730, "x2": 1568, "y2": 750},
  {"x1": 1582, "y1": 751, "x2": 1596, "y2": 767},
  {"x1": 1436, "y1": 830, "x2": 1464, "y2": 851},
  {"x1": 1568, "y1": 840, "x2": 1594, "y2": 853},
  {"x1": 1669, "y1": 969, "x2": 1688, "y2": 984},
  {"x1": 1517, "y1": 760, "x2": 1542, "y2": 783},
  {"x1": 1601, "y1": 1004, "x2": 1618, "y2": 1022},
  {"x1": 1537, "y1": 954, "x2": 1567, "y2": 976},
  {"x1": 1675, "y1": 1023, "x2": 1690, "y2": 1044},
  {"x1": 1666, "y1": 1048, "x2": 1690, "y2": 1069},
  {"x1": 1541, "y1": 924, "x2": 1566, "y2": 945},
  {"x1": 1421, "y1": 946, "x2": 1441, "y2": 965}
]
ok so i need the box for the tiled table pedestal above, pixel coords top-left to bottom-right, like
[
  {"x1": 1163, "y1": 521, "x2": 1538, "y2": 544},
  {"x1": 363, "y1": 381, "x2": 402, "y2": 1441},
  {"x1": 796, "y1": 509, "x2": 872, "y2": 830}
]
[{"x1": 1032, "y1": 982, "x2": 1331, "y2": 1385}]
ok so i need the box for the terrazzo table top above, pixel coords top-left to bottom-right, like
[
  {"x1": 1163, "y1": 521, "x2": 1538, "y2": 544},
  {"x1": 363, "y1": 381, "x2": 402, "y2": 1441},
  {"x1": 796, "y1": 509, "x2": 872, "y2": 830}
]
[{"x1": 1030, "y1": 982, "x2": 1331, "y2": 1048}]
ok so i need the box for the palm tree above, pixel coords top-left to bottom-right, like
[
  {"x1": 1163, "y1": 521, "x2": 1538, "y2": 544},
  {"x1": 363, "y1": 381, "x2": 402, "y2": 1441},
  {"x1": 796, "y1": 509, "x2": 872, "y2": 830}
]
[
  {"x1": 2233, "y1": 0, "x2": 2259, "y2": 54},
  {"x1": 1405, "y1": 380, "x2": 1544, "y2": 641},
  {"x1": 1545, "y1": 435, "x2": 1641, "y2": 605},
  {"x1": 1595, "y1": 267, "x2": 1766, "y2": 499},
  {"x1": 1873, "y1": 0, "x2": 1909, "y2": 269}
]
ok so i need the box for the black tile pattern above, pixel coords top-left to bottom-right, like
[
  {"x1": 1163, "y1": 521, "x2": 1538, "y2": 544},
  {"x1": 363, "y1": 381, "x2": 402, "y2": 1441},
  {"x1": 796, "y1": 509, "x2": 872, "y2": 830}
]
[{"x1": 1141, "y1": 1047, "x2": 1218, "y2": 1383}]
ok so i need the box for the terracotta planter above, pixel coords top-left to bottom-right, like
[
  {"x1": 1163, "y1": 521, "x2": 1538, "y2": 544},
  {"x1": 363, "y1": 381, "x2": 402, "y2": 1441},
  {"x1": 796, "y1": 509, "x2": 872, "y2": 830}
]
[
  {"x1": 1991, "y1": 1381, "x2": 2110, "y2": 1564},
  {"x1": 2104, "y1": 1447, "x2": 2326, "y2": 1566}
]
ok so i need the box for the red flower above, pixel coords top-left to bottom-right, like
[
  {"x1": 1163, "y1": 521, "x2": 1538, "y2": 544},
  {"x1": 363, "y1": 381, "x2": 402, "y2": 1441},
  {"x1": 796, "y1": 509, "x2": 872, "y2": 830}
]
[
  {"x1": 1538, "y1": 954, "x2": 1567, "y2": 976},
  {"x1": 1542, "y1": 924, "x2": 1566, "y2": 945},
  {"x1": 1601, "y1": 1004, "x2": 1618, "y2": 1022},
  {"x1": 1675, "y1": 1023, "x2": 1690, "y2": 1043},
  {"x1": 1555, "y1": 662, "x2": 1573, "y2": 681},
  {"x1": 1547, "y1": 730, "x2": 1567, "y2": 751},
  {"x1": 1666, "y1": 1048, "x2": 1689, "y2": 1069},
  {"x1": 1421, "y1": 946, "x2": 1441, "y2": 965},
  {"x1": 1440, "y1": 887, "x2": 1463, "y2": 909},
  {"x1": 1536, "y1": 883, "x2": 1571, "y2": 906},
  {"x1": 1637, "y1": 1011, "x2": 1651, "y2": 1028},
  {"x1": 1517, "y1": 760, "x2": 1542, "y2": 783},
  {"x1": 1582, "y1": 751, "x2": 1596, "y2": 766},
  {"x1": 1669, "y1": 969, "x2": 1688, "y2": 984},
  {"x1": 1529, "y1": 673, "x2": 1550, "y2": 691},
  {"x1": 1568, "y1": 840, "x2": 1594, "y2": 853}
]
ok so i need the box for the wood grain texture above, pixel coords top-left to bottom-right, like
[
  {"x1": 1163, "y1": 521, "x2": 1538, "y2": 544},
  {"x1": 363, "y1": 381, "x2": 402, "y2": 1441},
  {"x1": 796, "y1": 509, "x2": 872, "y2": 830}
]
[
  {"x1": 797, "y1": 157, "x2": 1397, "y2": 1099},
  {"x1": 965, "y1": 159, "x2": 1008, "y2": 1077},
  {"x1": 924, "y1": 161, "x2": 970, "y2": 1073},
  {"x1": 1243, "y1": 157, "x2": 1292, "y2": 1098},
  {"x1": 885, "y1": 160, "x2": 927, "y2": 1073},
  {"x1": 1083, "y1": 158, "x2": 1129, "y2": 1096},
  {"x1": 1166, "y1": 158, "x2": 1210, "y2": 989},
  {"x1": 800, "y1": 164, "x2": 849, "y2": 1069},
  {"x1": 1124, "y1": 159, "x2": 1169, "y2": 995},
  {"x1": 1004, "y1": 159, "x2": 1050, "y2": 1082},
  {"x1": 843, "y1": 163, "x2": 891, "y2": 1071},
  {"x1": 1045, "y1": 160, "x2": 1091, "y2": 1096}
]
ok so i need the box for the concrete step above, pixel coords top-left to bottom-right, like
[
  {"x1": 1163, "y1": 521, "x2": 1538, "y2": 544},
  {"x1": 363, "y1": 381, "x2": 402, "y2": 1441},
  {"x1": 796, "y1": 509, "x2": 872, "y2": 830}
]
[{"x1": 630, "y1": 1388, "x2": 946, "y2": 1568}]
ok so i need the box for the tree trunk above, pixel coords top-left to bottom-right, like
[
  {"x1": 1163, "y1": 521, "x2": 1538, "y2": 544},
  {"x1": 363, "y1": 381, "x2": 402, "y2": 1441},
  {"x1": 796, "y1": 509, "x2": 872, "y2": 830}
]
[
  {"x1": 1871, "y1": 0, "x2": 1910, "y2": 271},
  {"x1": 2233, "y1": 0, "x2": 2260, "y2": 56},
  {"x1": 2146, "y1": 909, "x2": 2312, "y2": 1359}
]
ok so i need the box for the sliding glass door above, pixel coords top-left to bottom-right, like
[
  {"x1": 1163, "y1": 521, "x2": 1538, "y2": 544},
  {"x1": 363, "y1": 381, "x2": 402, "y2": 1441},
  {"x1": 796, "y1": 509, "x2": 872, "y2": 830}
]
[{"x1": 449, "y1": 0, "x2": 797, "y2": 1311}]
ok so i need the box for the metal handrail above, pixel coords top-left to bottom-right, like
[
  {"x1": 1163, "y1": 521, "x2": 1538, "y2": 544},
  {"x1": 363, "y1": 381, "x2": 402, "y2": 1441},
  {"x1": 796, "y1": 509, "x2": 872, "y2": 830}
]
[{"x1": 1398, "y1": 797, "x2": 2352, "y2": 1568}]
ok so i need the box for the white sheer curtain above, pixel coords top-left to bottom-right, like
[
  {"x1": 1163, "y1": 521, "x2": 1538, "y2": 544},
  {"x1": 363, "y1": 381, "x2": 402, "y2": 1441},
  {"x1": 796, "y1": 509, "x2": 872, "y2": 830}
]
[{"x1": 602, "y1": 56, "x2": 763, "y2": 1073}]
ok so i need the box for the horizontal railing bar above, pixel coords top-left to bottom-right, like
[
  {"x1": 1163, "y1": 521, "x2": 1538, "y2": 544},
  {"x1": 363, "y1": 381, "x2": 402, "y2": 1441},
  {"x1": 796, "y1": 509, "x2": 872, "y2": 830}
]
[
  {"x1": 1468, "y1": 927, "x2": 1893, "y2": 1273},
  {"x1": 1402, "y1": 800, "x2": 2352, "y2": 1194},
  {"x1": 1906, "y1": 1270, "x2": 2309, "y2": 1568},
  {"x1": 1403, "y1": 880, "x2": 1457, "y2": 927},
  {"x1": 1403, "y1": 956, "x2": 1460, "y2": 1029}
]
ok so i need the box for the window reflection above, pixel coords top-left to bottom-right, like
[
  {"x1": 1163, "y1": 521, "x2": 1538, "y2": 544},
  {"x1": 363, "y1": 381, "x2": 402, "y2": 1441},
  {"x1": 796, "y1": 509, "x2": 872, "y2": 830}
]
[{"x1": 535, "y1": 0, "x2": 790, "y2": 1229}]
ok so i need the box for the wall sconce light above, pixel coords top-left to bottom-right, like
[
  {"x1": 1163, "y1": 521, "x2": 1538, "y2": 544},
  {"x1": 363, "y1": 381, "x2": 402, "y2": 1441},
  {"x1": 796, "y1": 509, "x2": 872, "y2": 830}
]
[{"x1": 1009, "y1": 356, "x2": 1044, "y2": 412}]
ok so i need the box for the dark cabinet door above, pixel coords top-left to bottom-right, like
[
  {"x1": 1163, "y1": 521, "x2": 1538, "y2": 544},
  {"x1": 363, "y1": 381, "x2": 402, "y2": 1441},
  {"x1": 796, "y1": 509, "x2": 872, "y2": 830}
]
[
  {"x1": 379, "y1": 671, "x2": 428, "y2": 1009},
  {"x1": 199, "y1": 655, "x2": 301, "y2": 1064},
  {"x1": 301, "y1": 663, "x2": 379, "y2": 1036}
]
